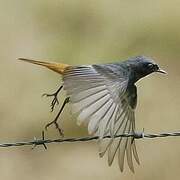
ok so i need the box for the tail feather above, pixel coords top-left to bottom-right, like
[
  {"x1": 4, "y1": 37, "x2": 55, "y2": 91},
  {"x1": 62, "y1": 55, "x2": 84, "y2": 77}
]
[{"x1": 18, "y1": 58, "x2": 69, "y2": 75}]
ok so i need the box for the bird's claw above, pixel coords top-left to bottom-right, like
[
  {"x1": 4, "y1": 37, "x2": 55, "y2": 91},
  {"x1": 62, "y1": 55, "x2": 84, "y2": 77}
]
[
  {"x1": 43, "y1": 86, "x2": 68, "y2": 137},
  {"x1": 42, "y1": 85, "x2": 63, "y2": 112},
  {"x1": 45, "y1": 120, "x2": 64, "y2": 137},
  {"x1": 42, "y1": 92, "x2": 59, "y2": 112}
]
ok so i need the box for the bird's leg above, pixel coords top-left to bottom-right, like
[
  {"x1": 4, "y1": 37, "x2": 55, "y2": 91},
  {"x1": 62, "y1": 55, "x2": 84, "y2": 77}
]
[
  {"x1": 45, "y1": 97, "x2": 70, "y2": 136},
  {"x1": 42, "y1": 85, "x2": 63, "y2": 112}
]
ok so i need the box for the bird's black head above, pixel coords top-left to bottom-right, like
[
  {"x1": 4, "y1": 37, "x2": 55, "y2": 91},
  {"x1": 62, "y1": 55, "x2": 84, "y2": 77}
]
[{"x1": 125, "y1": 55, "x2": 166, "y2": 83}]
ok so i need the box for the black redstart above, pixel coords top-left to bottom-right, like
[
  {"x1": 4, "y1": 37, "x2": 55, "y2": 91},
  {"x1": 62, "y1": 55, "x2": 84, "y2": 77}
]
[{"x1": 19, "y1": 55, "x2": 166, "y2": 172}]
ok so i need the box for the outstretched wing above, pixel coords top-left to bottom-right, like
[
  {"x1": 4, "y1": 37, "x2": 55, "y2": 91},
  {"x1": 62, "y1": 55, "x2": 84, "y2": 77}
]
[
  {"x1": 63, "y1": 63, "x2": 140, "y2": 172},
  {"x1": 99, "y1": 85, "x2": 140, "y2": 172}
]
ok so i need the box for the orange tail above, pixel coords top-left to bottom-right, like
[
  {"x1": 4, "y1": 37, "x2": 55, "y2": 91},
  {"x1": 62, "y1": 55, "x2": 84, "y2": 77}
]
[{"x1": 18, "y1": 58, "x2": 70, "y2": 75}]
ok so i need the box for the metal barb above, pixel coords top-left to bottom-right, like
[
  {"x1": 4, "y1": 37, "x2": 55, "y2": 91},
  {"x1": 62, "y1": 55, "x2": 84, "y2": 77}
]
[
  {"x1": 31, "y1": 131, "x2": 47, "y2": 150},
  {"x1": 0, "y1": 131, "x2": 180, "y2": 148}
]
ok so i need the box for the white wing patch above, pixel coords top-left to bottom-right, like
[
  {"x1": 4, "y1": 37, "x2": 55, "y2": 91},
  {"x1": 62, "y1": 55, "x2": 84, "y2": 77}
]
[{"x1": 63, "y1": 65, "x2": 139, "y2": 172}]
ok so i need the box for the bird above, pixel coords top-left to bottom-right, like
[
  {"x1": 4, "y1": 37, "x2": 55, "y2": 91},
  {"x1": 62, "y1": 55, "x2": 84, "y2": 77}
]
[{"x1": 18, "y1": 55, "x2": 166, "y2": 173}]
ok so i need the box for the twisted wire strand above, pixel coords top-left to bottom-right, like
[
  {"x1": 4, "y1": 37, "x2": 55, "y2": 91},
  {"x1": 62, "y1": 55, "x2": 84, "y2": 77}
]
[{"x1": 0, "y1": 131, "x2": 180, "y2": 148}]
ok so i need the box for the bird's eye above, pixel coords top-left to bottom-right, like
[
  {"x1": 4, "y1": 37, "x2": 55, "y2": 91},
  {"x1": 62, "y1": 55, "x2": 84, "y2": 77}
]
[{"x1": 147, "y1": 63, "x2": 159, "y2": 71}]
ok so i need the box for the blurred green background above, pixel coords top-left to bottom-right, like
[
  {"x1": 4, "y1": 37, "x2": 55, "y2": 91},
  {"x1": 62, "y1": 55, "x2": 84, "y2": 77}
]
[{"x1": 0, "y1": 0, "x2": 180, "y2": 179}]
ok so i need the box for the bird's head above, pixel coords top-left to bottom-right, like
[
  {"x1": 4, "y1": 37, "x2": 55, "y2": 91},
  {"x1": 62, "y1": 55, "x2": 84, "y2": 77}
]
[{"x1": 126, "y1": 55, "x2": 167, "y2": 83}]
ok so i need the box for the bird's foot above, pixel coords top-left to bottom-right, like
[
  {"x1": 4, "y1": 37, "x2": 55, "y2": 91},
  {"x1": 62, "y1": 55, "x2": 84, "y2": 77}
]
[
  {"x1": 45, "y1": 119, "x2": 64, "y2": 137},
  {"x1": 44, "y1": 97, "x2": 70, "y2": 137},
  {"x1": 42, "y1": 85, "x2": 63, "y2": 112}
]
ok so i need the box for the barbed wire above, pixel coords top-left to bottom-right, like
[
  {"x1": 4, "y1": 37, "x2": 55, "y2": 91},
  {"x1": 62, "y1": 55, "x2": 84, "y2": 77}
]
[{"x1": 0, "y1": 131, "x2": 180, "y2": 149}]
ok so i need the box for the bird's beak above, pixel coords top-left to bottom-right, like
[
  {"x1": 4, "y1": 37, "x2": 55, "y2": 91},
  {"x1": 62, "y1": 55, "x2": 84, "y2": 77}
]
[{"x1": 156, "y1": 68, "x2": 167, "y2": 74}]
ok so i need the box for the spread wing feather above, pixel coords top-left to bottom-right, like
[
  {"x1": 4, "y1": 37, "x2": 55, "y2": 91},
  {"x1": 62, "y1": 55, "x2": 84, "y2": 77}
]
[{"x1": 63, "y1": 64, "x2": 139, "y2": 172}]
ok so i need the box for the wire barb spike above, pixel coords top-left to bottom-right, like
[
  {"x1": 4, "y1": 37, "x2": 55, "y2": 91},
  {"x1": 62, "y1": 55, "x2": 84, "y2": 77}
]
[{"x1": 0, "y1": 131, "x2": 180, "y2": 148}]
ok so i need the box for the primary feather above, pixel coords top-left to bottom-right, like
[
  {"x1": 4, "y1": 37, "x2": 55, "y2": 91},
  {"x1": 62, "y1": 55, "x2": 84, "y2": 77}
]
[{"x1": 63, "y1": 62, "x2": 139, "y2": 172}]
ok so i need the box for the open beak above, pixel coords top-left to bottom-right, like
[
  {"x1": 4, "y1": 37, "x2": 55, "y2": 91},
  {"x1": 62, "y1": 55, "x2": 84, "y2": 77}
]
[{"x1": 156, "y1": 68, "x2": 167, "y2": 74}]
